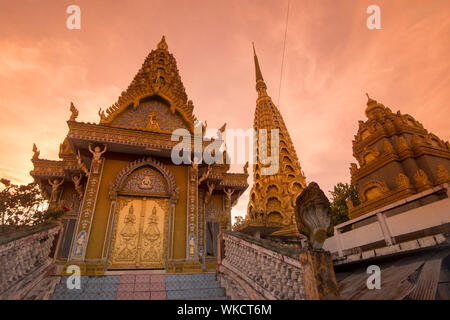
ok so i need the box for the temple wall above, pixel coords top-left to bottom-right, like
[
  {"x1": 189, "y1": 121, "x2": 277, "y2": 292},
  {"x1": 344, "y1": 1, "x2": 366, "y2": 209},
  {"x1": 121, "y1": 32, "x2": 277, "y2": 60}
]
[
  {"x1": 85, "y1": 158, "x2": 128, "y2": 260},
  {"x1": 166, "y1": 163, "x2": 188, "y2": 260},
  {"x1": 83, "y1": 157, "x2": 190, "y2": 262}
]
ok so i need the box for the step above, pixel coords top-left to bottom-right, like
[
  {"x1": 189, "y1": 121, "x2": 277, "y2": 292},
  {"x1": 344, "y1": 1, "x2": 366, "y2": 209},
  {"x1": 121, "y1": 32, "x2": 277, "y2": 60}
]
[
  {"x1": 50, "y1": 292, "x2": 116, "y2": 300},
  {"x1": 50, "y1": 272, "x2": 227, "y2": 300},
  {"x1": 166, "y1": 287, "x2": 226, "y2": 300},
  {"x1": 165, "y1": 280, "x2": 221, "y2": 290},
  {"x1": 165, "y1": 273, "x2": 217, "y2": 282}
]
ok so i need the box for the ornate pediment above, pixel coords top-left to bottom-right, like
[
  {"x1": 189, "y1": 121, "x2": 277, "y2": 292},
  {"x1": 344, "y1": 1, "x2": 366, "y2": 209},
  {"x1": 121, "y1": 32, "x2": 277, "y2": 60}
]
[
  {"x1": 109, "y1": 157, "x2": 179, "y2": 201},
  {"x1": 59, "y1": 137, "x2": 75, "y2": 159},
  {"x1": 121, "y1": 167, "x2": 169, "y2": 196},
  {"x1": 107, "y1": 99, "x2": 190, "y2": 133},
  {"x1": 98, "y1": 36, "x2": 196, "y2": 133}
]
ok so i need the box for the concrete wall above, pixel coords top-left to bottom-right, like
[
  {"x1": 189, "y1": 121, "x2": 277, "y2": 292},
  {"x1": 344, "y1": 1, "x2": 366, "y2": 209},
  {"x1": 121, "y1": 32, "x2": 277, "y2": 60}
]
[
  {"x1": 323, "y1": 194, "x2": 450, "y2": 254},
  {"x1": 387, "y1": 197, "x2": 450, "y2": 237}
]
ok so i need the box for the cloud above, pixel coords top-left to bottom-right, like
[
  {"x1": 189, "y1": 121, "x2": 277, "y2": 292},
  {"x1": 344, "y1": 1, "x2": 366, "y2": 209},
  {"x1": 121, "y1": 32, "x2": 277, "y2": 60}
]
[{"x1": 0, "y1": 0, "x2": 448, "y2": 209}]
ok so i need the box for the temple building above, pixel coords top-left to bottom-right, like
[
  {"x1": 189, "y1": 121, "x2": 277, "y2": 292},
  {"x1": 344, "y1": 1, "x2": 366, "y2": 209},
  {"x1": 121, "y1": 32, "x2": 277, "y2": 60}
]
[
  {"x1": 348, "y1": 95, "x2": 450, "y2": 219},
  {"x1": 30, "y1": 36, "x2": 249, "y2": 275},
  {"x1": 323, "y1": 96, "x2": 450, "y2": 300},
  {"x1": 6, "y1": 38, "x2": 448, "y2": 300},
  {"x1": 237, "y1": 45, "x2": 307, "y2": 239}
]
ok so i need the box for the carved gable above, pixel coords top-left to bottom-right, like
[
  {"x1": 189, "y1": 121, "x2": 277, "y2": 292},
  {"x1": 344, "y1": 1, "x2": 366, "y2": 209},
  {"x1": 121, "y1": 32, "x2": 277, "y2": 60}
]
[{"x1": 109, "y1": 99, "x2": 189, "y2": 133}]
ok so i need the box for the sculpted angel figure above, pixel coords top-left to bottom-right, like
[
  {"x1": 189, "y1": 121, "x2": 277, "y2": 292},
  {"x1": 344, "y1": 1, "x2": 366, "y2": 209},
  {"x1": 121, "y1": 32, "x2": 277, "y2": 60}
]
[
  {"x1": 48, "y1": 178, "x2": 64, "y2": 203},
  {"x1": 76, "y1": 150, "x2": 89, "y2": 175},
  {"x1": 191, "y1": 156, "x2": 200, "y2": 182},
  {"x1": 72, "y1": 174, "x2": 84, "y2": 199},
  {"x1": 89, "y1": 143, "x2": 107, "y2": 161},
  {"x1": 89, "y1": 143, "x2": 107, "y2": 174},
  {"x1": 224, "y1": 188, "x2": 234, "y2": 201},
  {"x1": 198, "y1": 165, "x2": 212, "y2": 185},
  {"x1": 75, "y1": 232, "x2": 86, "y2": 256},
  {"x1": 205, "y1": 182, "x2": 215, "y2": 205}
]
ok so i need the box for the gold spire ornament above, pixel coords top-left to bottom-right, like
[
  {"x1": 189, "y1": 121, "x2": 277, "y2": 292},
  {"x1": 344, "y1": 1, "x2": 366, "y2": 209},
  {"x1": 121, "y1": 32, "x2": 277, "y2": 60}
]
[
  {"x1": 252, "y1": 43, "x2": 268, "y2": 99},
  {"x1": 32, "y1": 143, "x2": 40, "y2": 160},
  {"x1": 242, "y1": 44, "x2": 307, "y2": 236},
  {"x1": 69, "y1": 102, "x2": 79, "y2": 121},
  {"x1": 157, "y1": 35, "x2": 168, "y2": 50}
]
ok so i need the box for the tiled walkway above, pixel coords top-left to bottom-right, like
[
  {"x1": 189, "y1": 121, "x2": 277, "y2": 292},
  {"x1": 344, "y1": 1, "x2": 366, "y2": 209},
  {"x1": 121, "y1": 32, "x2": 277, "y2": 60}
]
[{"x1": 50, "y1": 272, "x2": 227, "y2": 300}]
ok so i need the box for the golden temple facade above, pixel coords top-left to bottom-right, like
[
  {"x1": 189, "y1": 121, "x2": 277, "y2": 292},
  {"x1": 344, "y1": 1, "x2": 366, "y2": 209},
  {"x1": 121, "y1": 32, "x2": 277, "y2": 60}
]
[
  {"x1": 238, "y1": 46, "x2": 307, "y2": 237},
  {"x1": 30, "y1": 37, "x2": 249, "y2": 275},
  {"x1": 348, "y1": 95, "x2": 450, "y2": 219}
]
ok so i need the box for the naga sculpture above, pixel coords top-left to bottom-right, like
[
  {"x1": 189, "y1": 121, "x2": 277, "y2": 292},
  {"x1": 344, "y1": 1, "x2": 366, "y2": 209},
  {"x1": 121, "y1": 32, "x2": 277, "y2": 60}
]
[{"x1": 295, "y1": 182, "x2": 333, "y2": 249}]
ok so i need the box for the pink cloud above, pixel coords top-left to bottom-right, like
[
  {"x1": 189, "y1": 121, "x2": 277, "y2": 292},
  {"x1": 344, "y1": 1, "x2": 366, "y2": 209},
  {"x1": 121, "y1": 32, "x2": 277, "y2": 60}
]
[{"x1": 0, "y1": 0, "x2": 448, "y2": 221}]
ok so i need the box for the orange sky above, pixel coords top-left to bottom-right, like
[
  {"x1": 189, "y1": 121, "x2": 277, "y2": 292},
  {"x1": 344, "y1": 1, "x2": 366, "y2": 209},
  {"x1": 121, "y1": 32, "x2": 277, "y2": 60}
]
[{"x1": 0, "y1": 0, "x2": 449, "y2": 220}]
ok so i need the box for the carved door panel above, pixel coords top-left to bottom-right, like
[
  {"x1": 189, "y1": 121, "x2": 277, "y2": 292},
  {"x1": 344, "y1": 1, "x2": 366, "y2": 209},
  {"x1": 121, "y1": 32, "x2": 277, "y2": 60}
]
[{"x1": 108, "y1": 196, "x2": 169, "y2": 269}]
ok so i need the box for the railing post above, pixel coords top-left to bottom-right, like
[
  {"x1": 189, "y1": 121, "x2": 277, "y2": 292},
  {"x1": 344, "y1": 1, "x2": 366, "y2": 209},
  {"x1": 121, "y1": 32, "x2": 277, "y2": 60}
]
[
  {"x1": 334, "y1": 226, "x2": 344, "y2": 257},
  {"x1": 376, "y1": 212, "x2": 395, "y2": 246}
]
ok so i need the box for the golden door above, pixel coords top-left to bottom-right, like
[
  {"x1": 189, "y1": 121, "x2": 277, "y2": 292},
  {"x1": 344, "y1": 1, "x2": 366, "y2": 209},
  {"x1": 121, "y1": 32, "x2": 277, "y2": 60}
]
[{"x1": 108, "y1": 196, "x2": 169, "y2": 269}]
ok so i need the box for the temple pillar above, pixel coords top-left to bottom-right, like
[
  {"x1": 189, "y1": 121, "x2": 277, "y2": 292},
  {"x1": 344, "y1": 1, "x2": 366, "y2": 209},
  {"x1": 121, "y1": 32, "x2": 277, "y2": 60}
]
[
  {"x1": 299, "y1": 250, "x2": 340, "y2": 300},
  {"x1": 68, "y1": 153, "x2": 105, "y2": 266}
]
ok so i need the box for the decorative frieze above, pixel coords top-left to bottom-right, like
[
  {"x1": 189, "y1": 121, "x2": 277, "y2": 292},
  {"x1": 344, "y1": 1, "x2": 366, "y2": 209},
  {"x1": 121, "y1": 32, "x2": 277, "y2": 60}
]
[
  {"x1": 186, "y1": 165, "x2": 198, "y2": 260},
  {"x1": 69, "y1": 149, "x2": 105, "y2": 261}
]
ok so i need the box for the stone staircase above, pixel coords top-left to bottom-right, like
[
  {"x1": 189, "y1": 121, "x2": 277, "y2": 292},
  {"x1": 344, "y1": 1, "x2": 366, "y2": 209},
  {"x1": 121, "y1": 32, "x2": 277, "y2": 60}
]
[{"x1": 50, "y1": 272, "x2": 227, "y2": 300}]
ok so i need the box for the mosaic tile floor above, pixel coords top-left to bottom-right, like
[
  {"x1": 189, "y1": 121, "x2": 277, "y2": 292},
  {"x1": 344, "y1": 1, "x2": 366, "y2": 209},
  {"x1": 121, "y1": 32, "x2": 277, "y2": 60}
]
[{"x1": 50, "y1": 272, "x2": 227, "y2": 300}]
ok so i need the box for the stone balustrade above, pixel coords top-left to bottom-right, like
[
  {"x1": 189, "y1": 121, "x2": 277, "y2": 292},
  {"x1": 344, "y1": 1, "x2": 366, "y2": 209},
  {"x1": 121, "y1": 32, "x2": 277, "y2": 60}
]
[
  {"x1": 0, "y1": 223, "x2": 61, "y2": 299},
  {"x1": 217, "y1": 230, "x2": 339, "y2": 300}
]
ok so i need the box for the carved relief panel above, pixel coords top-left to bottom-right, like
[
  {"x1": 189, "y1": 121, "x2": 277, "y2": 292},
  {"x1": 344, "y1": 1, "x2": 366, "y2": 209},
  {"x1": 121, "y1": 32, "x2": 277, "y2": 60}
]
[{"x1": 108, "y1": 196, "x2": 169, "y2": 269}]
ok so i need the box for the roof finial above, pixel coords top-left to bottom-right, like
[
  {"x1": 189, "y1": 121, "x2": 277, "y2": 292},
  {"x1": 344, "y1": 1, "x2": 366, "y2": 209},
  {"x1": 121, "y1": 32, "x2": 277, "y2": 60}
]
[
  {"x1": 252, "y1": 43, "x2": 268, "y2": 99},
  {"x1": 253, "y1": 42, "x2": 264, "y2": 82},
  {"x1": 157, "y1": 35, "x2": 168, "y2": 50},
  {"x1": 366, "y1": 92, "x2": 376, "y2": 105},
  {"x1": 32, "y1": 143, "x2": 40, "y2": 160},
  {"x1": 69, "y1": 101, "x2": 79, "y2": 121}
]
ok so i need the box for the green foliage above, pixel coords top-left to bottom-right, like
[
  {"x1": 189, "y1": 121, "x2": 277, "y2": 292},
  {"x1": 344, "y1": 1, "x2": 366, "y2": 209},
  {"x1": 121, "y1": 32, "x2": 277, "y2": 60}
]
[
  {"x1": 0, "y1": 178, "x2": 51, "y2": 229},
  {"x1": 329, "y1": 182, "x2": 360, "y2": 227},
  {"x1": 232, "y1": 215, "x2": 245, "y2": 231}
]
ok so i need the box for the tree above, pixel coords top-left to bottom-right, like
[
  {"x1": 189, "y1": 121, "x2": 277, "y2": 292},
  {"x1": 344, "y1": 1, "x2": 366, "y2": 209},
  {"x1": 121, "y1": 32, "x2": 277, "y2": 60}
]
[
  {"x1": 329, "y1": 182, "x2": 360, "y2": 227},
  {"x1": 232, "y1": 215, "x2": 245, "y2": 231},
  {"x1": 0, "y1": 178, "x2": 47, "y2": 230}
]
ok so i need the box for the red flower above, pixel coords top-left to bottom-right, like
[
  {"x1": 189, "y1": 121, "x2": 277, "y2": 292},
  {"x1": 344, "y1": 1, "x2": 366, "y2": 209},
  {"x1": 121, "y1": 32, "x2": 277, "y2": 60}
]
[{"x1": 62, "y1": 206, "x2": 70, "y2": 211}]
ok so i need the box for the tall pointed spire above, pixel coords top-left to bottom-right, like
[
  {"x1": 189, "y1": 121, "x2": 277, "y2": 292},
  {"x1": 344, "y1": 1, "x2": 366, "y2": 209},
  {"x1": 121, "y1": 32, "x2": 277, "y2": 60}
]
[
  {"x1": 253, "y1": 43, "x2": 264, "y2": 82},
  {"x1": 240, "y1": 44, "x2": 307, "y2": 237},
  {"x1": 252, "y1": 43, "x2": 268, "y2": 99}
]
